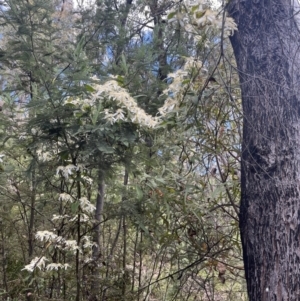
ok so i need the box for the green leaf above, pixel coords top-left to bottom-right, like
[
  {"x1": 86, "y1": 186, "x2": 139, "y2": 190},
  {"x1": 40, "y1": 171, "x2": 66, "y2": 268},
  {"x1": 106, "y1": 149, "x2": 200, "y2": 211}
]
[
  {"x1": 195, "y1": 11, "x2": 206, "y2": 19},
  {"x1": 191, "y1": 5, "x2": 199, "y2": 12},
  {"x1": 136, "y1": 186, "x2": 143, "y2": 200},
  {"x1": 58, "y1": 150, "x2": 69, "y2": 161},
  {"x1": 84, "y1": 84, "x2": 96, "y2": 92},
  {"x1": 71, "y1": 201, "x2": 79, "y2": 213},
  {"x1": 167, "y1": 11, "x2": 177, "y2": 20},
  {"x1": 75, "y1": 35, "x2": 86, "y2": 57},
  {"x1": 116, "y1": 75, "x2": 124, "y2": 86}
]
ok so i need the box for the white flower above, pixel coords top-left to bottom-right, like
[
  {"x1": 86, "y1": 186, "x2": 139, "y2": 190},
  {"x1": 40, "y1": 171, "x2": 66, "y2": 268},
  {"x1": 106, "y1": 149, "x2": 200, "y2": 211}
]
[
  {"x1": 46, "y1": 263, "x2": 71, "y2": 271},
  {"x1": 22, "y1": 256, "x2": 48, "y2": 272},
  {"x1": 56, "y1": 165, "x2": 78, "y2": 179},
  {"x1": 184, "y1": 57, "x2": 203, "y2": 70},
  {"x1": 64, "y1": 240, "x2": 79, "y2": 251},
  {"x1": 31, "y1": 128, "x2": 37, "y2": 135},
  {"x1": 104, "y1": 108, "x2": 126, "y2": 124},
  {"x1": 36, "y1": 231, "x2": 57, "y2": 242},
  {"x1": 80, "y1": 197, "x2": 96, "y2": 213},
  {"x1": 81, "y1": 176, "x2": 93, "y2": 185},
  {"x1": 36, "y1": 149, "x2": 53, "y2": 162},
  {"x1": 52, "y1": 214, "x2": 70, "y2": 221},
  {"x1": 55, "y1": 236, "x2": 64, "y2": 244},
  {"x1": 159, "y1": 98, "x2": 177, "y2": 115},
  {"x1": 58, "y1": 193, "x2": 74, "y2": 203},
  {"x1": 92, "y1": 79, "x2": 159, "y2": 128},
  {"x1": 82, "y1": 236, "x2": 96, "y2": 249},
  {"x1": 65, "y1": 77, "x2": 161, "y2": 128}
]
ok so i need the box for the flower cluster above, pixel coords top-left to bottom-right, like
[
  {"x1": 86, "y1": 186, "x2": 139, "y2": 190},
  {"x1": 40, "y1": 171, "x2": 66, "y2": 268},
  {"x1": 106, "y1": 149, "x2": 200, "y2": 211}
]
[
  {"x1": 23, "y1": 231, "x2": 96, "y2": 273},
  {"x1": 22, "y1": 256, "x2": 70, "y2": 273},
  {"x1": 92, "y1": 79, "x2": 159, "y2": 128},
  {"x1": 159, "y1": 57, "x2": 203, "y2": 115},
  {"x1": 168, "y1": 0, "x2": 237, "y2": 37},
  {"x1": 65, "y1": 78, "x2": 159, "y2": 128},
  {"x1": 56, "y1": 164, "x2": 85, "y2": 179}
]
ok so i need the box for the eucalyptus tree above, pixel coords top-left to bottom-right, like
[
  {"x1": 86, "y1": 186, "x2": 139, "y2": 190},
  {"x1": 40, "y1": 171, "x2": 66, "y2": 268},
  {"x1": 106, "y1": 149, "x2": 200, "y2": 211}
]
[{"x1": 228, "y1": 0, "x2": 300, "y2": 300}]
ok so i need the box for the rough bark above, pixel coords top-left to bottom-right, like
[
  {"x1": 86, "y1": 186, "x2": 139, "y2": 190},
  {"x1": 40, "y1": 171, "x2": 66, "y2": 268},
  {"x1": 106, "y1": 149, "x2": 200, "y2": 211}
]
[{"x1": 227, "y1": 0, "x2": 300, "y2": 300}]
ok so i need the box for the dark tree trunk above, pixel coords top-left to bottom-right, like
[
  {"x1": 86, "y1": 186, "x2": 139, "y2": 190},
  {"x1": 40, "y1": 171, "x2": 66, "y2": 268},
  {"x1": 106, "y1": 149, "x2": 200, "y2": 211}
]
[{"x1": 228, "y1": 0, "x2": 300, "y2": 300}]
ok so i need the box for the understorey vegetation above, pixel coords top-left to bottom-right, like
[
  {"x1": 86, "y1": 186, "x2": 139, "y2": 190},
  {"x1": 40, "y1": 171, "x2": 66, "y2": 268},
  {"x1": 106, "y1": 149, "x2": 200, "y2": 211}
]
[{"x1": 0, "y1": 0, "x2": 246, "y2": 300}]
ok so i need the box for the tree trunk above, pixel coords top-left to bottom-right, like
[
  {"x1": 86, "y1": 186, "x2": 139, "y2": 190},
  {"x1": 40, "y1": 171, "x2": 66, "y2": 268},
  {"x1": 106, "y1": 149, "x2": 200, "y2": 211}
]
[
  {"x1": 228, "y1": 1, "x2": 300, "y2": 300},
  {"x1": 90, "y1": 177, "x2": 105, "y2": 301}
]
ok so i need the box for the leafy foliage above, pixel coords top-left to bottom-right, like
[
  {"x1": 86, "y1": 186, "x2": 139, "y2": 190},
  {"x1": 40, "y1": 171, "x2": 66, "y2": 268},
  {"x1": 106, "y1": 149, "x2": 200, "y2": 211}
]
[{"x1": 0, "y1": 0, "x2": 246, "y2": 300}]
